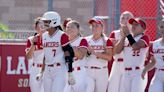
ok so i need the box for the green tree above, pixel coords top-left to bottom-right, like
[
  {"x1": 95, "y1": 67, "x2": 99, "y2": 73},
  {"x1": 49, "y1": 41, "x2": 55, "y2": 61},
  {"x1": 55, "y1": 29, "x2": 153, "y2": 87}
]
[
  {"x1": 0, "y1": 22, "x2": 9, "y2": 32},
  {"x1": 0, "y1": 22, "x2": 15, "y2": 39}
]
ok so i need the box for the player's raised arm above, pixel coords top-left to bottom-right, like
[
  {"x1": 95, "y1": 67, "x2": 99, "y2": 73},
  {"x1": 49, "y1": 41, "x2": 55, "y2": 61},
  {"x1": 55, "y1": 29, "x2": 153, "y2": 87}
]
[
  {"x1": 124, "y1": 18, "x2": 149, "y2": 51},
  {"x1": 113, "y1": 28, "x2": 126, "y2": 54}
]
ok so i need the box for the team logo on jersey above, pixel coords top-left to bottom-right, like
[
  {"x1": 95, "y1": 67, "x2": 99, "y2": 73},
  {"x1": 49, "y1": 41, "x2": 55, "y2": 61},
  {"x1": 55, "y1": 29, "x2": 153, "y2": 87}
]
[
  {"x1": 43, "y1": 42, "x2": 59, "y2": 47},
  {"x1": 91, "y1": 45, "x2": 104, "y2": 50},
  {"x1": 153, "y1": 49, "x2": 164, "y2": 53}
]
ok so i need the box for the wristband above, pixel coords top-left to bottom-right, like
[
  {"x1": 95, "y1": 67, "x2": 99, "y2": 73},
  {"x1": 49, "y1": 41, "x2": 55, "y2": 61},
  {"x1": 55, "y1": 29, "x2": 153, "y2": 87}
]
[{"x1": 126, "y1": 34, "x2": 136, "y2": 45}]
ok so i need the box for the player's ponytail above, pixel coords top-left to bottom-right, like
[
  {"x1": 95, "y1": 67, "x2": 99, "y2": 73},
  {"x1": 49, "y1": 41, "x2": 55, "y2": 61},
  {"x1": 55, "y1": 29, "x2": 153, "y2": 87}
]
[{"x1": 56, "y1": 25, "x2": 64, "y2": 31}]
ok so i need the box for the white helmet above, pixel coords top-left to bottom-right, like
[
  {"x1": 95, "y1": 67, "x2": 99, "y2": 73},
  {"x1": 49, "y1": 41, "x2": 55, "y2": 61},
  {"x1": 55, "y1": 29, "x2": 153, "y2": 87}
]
[{"x1": 41, "y1": 11, "x2": 61, "y2": 29}]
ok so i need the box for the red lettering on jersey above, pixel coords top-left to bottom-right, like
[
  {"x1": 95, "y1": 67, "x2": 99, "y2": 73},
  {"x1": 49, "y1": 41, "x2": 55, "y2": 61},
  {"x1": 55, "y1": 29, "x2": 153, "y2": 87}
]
[
  {"x1": 43, "y1": 42, "x2": 59, "y2": 47},
  {"x1": 153, "y1": 49, "x2": 164, "y2": 53},
  {"x1": 91, "y1": 46, "x2": 104, "y2": 50}
]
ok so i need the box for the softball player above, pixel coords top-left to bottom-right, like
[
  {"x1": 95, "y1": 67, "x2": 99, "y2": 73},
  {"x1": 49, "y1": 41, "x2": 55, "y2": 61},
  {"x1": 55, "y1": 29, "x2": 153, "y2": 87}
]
[
  {"x1": 146, "y1": 19, "x2": 164, "y2": 92},
  {"x1": 40, "y1": 11, "x2": 74, "y2": 92},
  {"x1": 119, "y1": 18, "x2": 149, "y2": 92},
  {"x1": 25, "y1": 17, "x2": 45, "y2": 92},
  {"x1": 108, "y1": 11, "x2": 134, "y2": 92},
  {"x1": 63, "y1": 20, "x2": 89, "y2": 92},
  {"x1": 85, "y1": 16, "x2": 113, "y2": 92}
]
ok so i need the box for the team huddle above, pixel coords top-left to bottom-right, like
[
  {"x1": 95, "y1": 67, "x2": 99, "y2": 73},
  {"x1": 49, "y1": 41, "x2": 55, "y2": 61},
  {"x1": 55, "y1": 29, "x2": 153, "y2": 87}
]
[{"x1": 25, "y1": 11, "x2": 164, "y2": 92}]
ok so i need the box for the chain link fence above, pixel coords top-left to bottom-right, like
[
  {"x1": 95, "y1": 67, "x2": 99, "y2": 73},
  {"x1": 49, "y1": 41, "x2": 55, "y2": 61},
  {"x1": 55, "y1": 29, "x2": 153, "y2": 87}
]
[
  {"x1": 0, "y1": 0, "x2": 162, "y2": 41},
  {"x1": 120, "y1": 0, "x2": 159, "y2": 41},
  {"x1": 94, "y1": 0, "x2": 161, "y2": 41}
]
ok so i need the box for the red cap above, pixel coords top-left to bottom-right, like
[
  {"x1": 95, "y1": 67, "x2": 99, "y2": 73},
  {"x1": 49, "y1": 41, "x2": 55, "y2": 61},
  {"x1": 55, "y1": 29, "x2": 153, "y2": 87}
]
[
  {"x1": 89, "y1": 17, "x2": 103, "y2": 25},
  {"x1": 129, "y1": 18, "x2": 146, "y2": 30}
]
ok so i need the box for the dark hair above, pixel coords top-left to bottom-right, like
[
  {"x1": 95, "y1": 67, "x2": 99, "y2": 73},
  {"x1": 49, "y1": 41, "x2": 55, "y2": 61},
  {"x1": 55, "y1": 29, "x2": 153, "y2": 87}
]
[{"x1": 56, "y1": 25, "x2": 64, "y2": 31}]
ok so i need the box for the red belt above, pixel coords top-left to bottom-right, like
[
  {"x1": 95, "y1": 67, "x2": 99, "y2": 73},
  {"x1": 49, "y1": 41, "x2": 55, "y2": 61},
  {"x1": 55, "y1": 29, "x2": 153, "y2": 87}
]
[
  {"x1": 85, "y1": 66, "x2": 107, "y2": 69},
  {"x1": 32, "y1": 63, "x2": 43, "y2": 67},
  {"x1": 72, "y1": 67, "x2": 81, "y2": 71},
  {"x1": 159, "y1": 69, "x2": 164, "y2": 71},
  {"x1": 125, "y1": 67, "x2": 140, "y2": 71},
  {"x1": 47, "y1": 63, "x2": 61, "y2": 67},
  {"x1": 117, "y1": 58, "x2": 123, "y2": 62}
]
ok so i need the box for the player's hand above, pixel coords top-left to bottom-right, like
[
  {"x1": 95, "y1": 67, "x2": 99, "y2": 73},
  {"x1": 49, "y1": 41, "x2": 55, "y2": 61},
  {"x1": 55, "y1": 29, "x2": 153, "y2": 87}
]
[
  {"x1": 141, "y1": 69, "x2": 146, "y2": 80},
  {"x1": 120, "y1": 28, "x2": 126, "y2": 38},
  {"x1": 36, "y1": 72, "x2": 43, "y2": 81},
  {"x1": 68, "y1": 73, "x2": 76, "y2": 85},
  {"x1": 73, "y1": 47, "x2": 79, "y2": 57},
  {"x1": 121, "y1": 25, "x2": 130, "y2": 36},
  {"x1": 88, "y1": 46, "x2": 95, "y2": 55}
]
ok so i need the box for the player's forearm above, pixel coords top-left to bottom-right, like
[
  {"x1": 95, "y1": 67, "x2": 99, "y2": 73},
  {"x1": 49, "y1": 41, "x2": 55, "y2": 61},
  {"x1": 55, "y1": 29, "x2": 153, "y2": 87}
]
[
  {"x1": 143, "y1": 56, "x2": 156, "y2": 73},
  {"x1": 131, "y1": 43, "x2": 141, "y2": 50},
  {"x1": 76, "y1": 48, "x2": 87, "y2": 59},
  {"x1": 26, "y1": 45, "x2": 35, "y2": 59},
  {"x1": 114, "y1": 37, "x2": 125, "y2": 54},
  {"x1": 40, "y1": 57, "x2": 45, "y2": 73},
  {"x1": 126, "y1": 34, "x2": 146, "y2": 50},
  {"x1": 94, "y1": 52, "x2": 113, "y2": 61}
]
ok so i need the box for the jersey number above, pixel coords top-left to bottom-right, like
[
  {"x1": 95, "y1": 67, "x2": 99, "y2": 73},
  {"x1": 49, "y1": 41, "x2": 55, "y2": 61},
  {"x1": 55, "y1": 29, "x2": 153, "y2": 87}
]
[
  {"x1": 132, "y1": 50, "x2": 140, "y2": 56},
  {"x1": 52, "y1": 49, "x2": 56, "y2": 57}
]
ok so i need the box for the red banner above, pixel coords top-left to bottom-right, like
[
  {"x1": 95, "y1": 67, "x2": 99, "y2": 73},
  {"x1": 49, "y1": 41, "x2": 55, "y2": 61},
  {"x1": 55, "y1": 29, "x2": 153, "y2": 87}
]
[{"x1": 0, "y1": 43, "x2": 30, "y2": 92}]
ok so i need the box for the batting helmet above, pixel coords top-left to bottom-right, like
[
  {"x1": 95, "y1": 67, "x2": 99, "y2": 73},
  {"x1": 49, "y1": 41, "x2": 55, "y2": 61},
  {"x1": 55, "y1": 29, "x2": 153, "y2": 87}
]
[{"x1": 41, "y1": 11, "x2": 61, "y2": 29}]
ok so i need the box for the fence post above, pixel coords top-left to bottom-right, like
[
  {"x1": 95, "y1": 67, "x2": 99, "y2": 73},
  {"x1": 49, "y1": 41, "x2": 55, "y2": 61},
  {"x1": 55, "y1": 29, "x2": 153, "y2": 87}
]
[
  {"x1": 115, "y1": 0, "x2": 121, "y2": 30},
  {"x1": 48, "y1": 0, "x2": 53, "y2": 11},
  {"x1": 93, "y1": 0, "x2": 96, "y2": 16}
]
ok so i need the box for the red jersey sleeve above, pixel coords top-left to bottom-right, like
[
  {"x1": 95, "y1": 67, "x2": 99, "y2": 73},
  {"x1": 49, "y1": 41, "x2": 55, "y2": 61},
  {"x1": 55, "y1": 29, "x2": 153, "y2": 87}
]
[
  {"x1": 61, "y1": 33, "x2": 70, "y2": 46},
  {"x1": 25, "y1": 39, "x2": 31, "y2": 52},
  {"x1": 140, "y1": 35, "x2": 149, "y2": 47},
  {"x1": 79, "y1": 38, "x2": 88, "y2": 48},
  {"x1": 106, "y1": 39, "x2": 113, "y2": 49},
  {"x1": 109, "y1": 31, "x2": 115, "y2": 39}
]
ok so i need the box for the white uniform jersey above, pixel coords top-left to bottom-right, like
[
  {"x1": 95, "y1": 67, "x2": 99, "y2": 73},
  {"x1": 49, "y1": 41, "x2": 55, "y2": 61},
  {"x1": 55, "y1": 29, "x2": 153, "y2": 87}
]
[
  {"x1": 86, "y1": 35, "x2": 113, "y2": 67},
  {"x1": 42, "y1": 30, "x2": 69, "y2": 64},
  {"x1": 109, "y1": 30, "x2": 124, "y2": 61},
  {"x1": 70, "y1": 37, "x2": 88, "y2": 67},
  {"x1": 123, "y1": 34, "x2": 149, "y2": 67},
  {"x1": 150, "y1": 38, "x2": 164, "y2": 69},
  {"x1": 26, "y1": 35, "x2": 44, "y2": 64}
]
